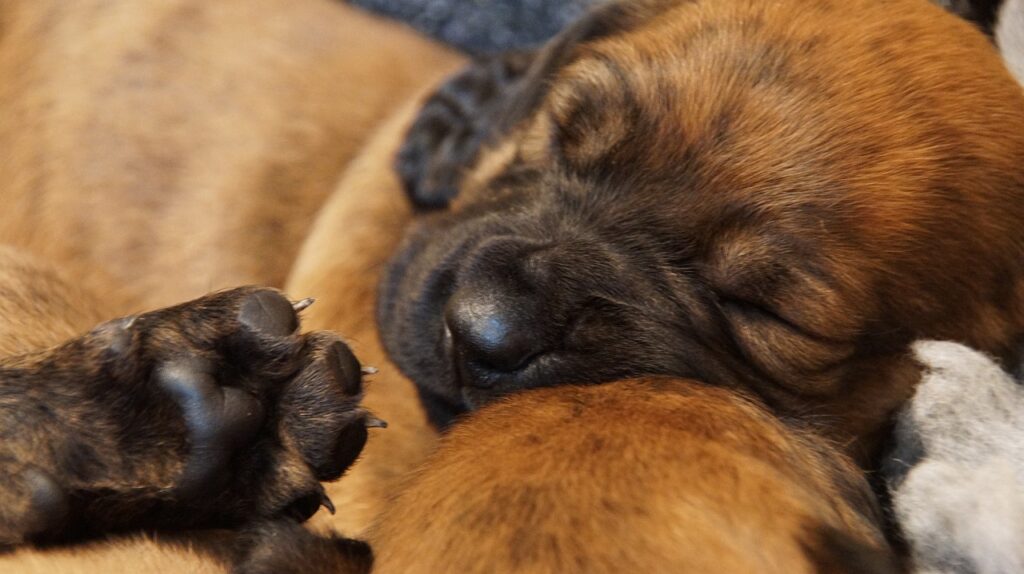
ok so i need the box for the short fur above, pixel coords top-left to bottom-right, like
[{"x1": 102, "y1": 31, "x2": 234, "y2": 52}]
[
  {"x1": 372, "y1": 379, "x2": 894, "y2": 573},
  {"x1": 1, "y1": 0, "x2": 1021, "y2": 571},
  {"x1": 291, "y1": 89, "x2": 898, "y2": 573}
]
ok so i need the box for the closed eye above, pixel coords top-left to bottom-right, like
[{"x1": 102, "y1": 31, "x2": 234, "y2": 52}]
[
  {"x1": 716, "y1": 291, "x2": 859, "y2": 395},
  {"x1": 717, "y1": 293, "x2": 846, "y2": 346}
]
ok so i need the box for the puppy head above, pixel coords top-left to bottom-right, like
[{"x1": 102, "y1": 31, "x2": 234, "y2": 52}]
[
  {"x1": 372, "y1": 378, "x2": 897, "y2": 573},
  {"x1": 380, "y1": 0, "x2": 1024, "y2": 451}
]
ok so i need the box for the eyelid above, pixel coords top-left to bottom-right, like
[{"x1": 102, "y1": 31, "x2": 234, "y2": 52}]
[
  {"x1": 717, "y1": 293, "x2": 844, "y2": 345},
  {"x1": 718, "y1": 294, "x2": 784, "y2": 326}
]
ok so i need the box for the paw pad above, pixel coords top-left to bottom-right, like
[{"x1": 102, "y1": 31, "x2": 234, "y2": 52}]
[
  {"x1": 238, "y1": 290, "x2": 300, "y2": 337},
  {"x1": 156, "y1": 357, "x2": 265, "y2": 497}
]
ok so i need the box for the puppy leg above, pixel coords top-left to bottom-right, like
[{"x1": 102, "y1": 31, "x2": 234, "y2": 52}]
[
  {"x1": 0, "y1": 262, "x2": 376, "y2": 545},
  {"x1": 0, "y1": 246, "x2": 112, "y2": 543},
  {"x1": 394, "y1": 51, "x2": 535, "y2": 209}
]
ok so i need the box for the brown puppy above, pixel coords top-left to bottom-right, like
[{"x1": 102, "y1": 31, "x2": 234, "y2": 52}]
[
  {"x1": 358, "y1": 0, "x2": 1022, "y2": 570},
  {"x1": 381, "y1": 0, "x2": 1024, "y2": 464},
  {"x1": 290, "y1": 63, "x2": 896, "y2": 574},
  {"x1": 0, "y1": 0, "x2": 1020, "y2": 572}
]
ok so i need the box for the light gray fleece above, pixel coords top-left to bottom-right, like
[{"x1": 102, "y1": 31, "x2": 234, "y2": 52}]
[
  {"x1": 884, "y1": 341, "x2": 1024, "y2": 574},
  {"x1": 997, "y1": 0, "x2": 1024, "y2": 83}
]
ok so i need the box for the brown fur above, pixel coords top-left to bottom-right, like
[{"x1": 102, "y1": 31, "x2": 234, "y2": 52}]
[
  {"x1": 288, "y1": 41, "x2": 894, "y2": 573},
  {"x1": 0, "y1": 0, "x2": 461, "y2": 310},
  {"x1": 0, "y1": 0, "x2": 460, "y2": 570},
  {"x1": 0, "y1": 0, "x2": 1019, "y2": 571},
  {"x1": 287, "y1": 117, "x2": 895, "y2": 571},
  {"x1": 372, "y1": 379, "x2": 892, "y2": 573},
  {"x1": 559, "y1": 0, "x2": 1024, "y2": 452},
  {"x1": 385, "y1": 0, "x2": 1024, "y2": 462}
]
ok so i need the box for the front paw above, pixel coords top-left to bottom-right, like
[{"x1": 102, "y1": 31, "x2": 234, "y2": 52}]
[
  {"x1": 1, "y1": 287, "x2": 380, "y2": 542},
  {"x1": 395, "y1": 52, "x2": 533, "y2": 210}
]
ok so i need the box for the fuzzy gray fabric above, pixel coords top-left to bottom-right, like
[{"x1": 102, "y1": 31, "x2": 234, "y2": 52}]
[
  {"x1": 347, "y1": 0, "x2": 594, "y2": 54},
  {"x1": 884, "y1": 341, "x2": 1024, "y2": 574},
  {"x1": 997, "y1": 0, "x2": 1024, "y2": 82}
]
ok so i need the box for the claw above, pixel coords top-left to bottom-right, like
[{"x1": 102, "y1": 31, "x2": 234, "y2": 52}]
[
  {"x1": 364, "y1": 415, "x2": 388, "y2": 429},
  {"x1": 361, "y1": 366, "x2": 379, "y2": 375},
  {"x1": 292, "y1": 298, "x2": 315, "y2": 313},
  {"x1": 318, "y1": 488, "x2": 336, "y2": 515}
]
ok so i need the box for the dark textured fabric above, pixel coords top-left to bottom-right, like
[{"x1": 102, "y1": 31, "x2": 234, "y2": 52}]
[
  {"x1": 347, "y1": 1, "x2": 1007, "y2": 55},
  {"x1": 347, "y1": 0, "x2": 595, "y2": 54}
]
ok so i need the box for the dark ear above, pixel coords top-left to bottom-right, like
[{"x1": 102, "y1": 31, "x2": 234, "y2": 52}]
[
  {"x1": 802, "y1": 525, "x2": 900, "y2": 574},
  {"x1": 395, "y1": 0, "x2": 681, "y2": 210}
]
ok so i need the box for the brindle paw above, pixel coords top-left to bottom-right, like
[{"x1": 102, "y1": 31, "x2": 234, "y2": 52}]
[
  {"x1": 278, "y1": 334, "x2": 378, "y2": 482},
  {"x1": 155, "y1": 356, "x2": 266, "y2": 498},
  {"x1": 0, "y1": 287, "x2": 378, "y2": 541},
  {"x1": 0, "y1": 467, "x2": 69, "y2": 545}
]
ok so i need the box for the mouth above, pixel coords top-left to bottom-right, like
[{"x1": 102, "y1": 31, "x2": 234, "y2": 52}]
[
  {"x1": 449, "y1": 341, "x2": 576, "y2": 409},
  {"x1": 442, "y1": 321, "x2": 468, "y2": 395}
]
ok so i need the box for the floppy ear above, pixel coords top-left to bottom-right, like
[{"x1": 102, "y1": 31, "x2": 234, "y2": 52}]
[{"x1": 395, "y1": 0, "x2": 680, "y2": 210}]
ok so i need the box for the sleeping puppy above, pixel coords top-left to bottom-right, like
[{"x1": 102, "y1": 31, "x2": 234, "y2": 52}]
[
  {"x1": 280, "y1": 86, "x2": 904, "y2": 572},
  {"x1": 1, "y1": 0, "x2": 1022, "y2": 571},
  {"x1": 380, "y1": 0, "x2": 1024, "y2": 464},
  {"x1": 356, "y1": 0, "x2": 1024, "y2": 570},
  {"x1": 292, "y1": 83, "x2": 899, "y2": 574}
]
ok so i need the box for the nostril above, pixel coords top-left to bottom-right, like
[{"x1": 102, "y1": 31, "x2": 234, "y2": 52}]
[{"x1": 444, "y1": 288, "x2": 548, "y2": 374}]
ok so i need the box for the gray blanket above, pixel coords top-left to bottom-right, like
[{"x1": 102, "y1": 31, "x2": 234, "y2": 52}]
[
  {"x1": 885, "y1": 342, "x2": 1024, "y2": 574},
  {"x1": 348, "y1": 0, "x2": 593, "y2": 54}
]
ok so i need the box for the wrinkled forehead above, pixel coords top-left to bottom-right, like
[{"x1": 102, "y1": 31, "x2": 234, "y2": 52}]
[{"x1": 457, "y1": 0, "x2": 1018, "y2": 287}]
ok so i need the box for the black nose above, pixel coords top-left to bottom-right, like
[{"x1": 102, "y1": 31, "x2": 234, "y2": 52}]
[{"x1": 444, "y1": 287, "x2": 547, "y2": 375}]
